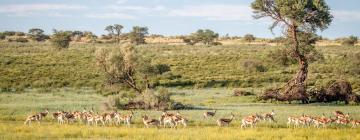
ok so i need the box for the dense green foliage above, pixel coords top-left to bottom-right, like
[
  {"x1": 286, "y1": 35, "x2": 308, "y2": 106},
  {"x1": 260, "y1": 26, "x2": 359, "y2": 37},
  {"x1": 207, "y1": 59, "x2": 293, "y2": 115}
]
[
  {"x1": 187, "y1": 29, "x2": 219, "y2": 45},
  {"x1": 50, "y1": 31, "x2": 72, "y2": 49},
  {"x1": 129, "y1": 26, "x2": 148, "y2": 45}
]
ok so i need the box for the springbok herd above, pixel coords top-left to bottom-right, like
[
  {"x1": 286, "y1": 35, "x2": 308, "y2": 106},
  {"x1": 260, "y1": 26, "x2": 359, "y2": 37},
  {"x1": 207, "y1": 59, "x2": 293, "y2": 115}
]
[{"x1": 24, "y1": 109, "x2": 360, "y2": 128}]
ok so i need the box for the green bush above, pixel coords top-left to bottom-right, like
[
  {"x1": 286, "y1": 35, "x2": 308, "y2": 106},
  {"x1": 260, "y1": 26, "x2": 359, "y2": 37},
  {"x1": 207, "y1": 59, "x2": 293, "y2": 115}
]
[
  {"x1": 0, "y1": 33, "x2": 5, "y2": 40},
  {"x1": 341, "y1": 36, "x2": 358, "y2": 46},
  {"x1": 51, "y1": 32, "x2": 71, "y2": 49}
]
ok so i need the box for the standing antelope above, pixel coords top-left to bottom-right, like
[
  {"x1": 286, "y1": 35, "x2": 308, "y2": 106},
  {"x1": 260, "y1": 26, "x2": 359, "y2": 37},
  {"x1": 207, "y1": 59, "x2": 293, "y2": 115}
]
[
  {"x1": 24, "y1": 109, "x2": 49, "y2": 125},
  {"x1": 312, "y1": 114, "x2": 332, "y2": 128},
  {"x1": 173, "y1": 112, "x2": 188, "y2": 127},
  {"x1": 203, "y1": 110, "x2": 217, "y2": 119},
  {"x1": 261, "y1": 110, "x2": 277, "y2": 123},
  {"x1": 115, "y1": 111, "x2": 134, "y2": 126},
  {"x1": 241, "y1": 114, "x2": 261, "y2": 128},
  {"x1": 142, "y1": 114, "x2": 160, "y2": 128},
  {"x1": 351, "y1": 120, "x2": 360, "y2": 128},
  {"x1": 217, "y1": 113, "x2": 235, "y2": 127},
  {"x1": 160, "y1": 113, "x2": 176, "y2": 128},
  {"x1": 102, "y1": 111, "x2": 118, "y2": 125}
]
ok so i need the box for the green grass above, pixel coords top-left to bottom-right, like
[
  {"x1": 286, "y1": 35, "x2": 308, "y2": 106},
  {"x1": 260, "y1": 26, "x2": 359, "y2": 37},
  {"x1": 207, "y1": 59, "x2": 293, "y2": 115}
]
[
  {"x1": 1, "y1": 42, "x2": 359, "y2": 92},
  {"x1": 1, "y1": 89, "x2": 360, "y2": 139}
]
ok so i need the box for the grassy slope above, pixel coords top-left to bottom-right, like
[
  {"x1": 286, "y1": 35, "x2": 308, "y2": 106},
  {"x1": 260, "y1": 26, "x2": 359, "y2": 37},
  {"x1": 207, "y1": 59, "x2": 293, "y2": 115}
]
[{"x1": 1, "y1": 42, "x2": 359, "y2": 93}]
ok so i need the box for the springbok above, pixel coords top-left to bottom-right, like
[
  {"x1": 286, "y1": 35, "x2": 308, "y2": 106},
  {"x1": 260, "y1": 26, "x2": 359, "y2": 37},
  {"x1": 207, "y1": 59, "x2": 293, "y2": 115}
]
[
  {"x1": 241, "y1": 114, "x2": 261, "y2": 128},
  {"x1": 203, "y1": 110, "x2": 217, "y2": 119},
  {"x1": 312, "y1": 114, "x2": 332, "y2": 128},
  {"x1": 260, "y1": 110, "x2": 277, "y2": 122},
  {"x1": 102, "y1": 111, "x2": 118, "y2": 125},
  {"x1": 160, "y1": 113, "x2": 176, "y2": 128},
  {"x1": 217, "y1": 113, "x2": 235, "y2": 127},
  {"x1": 351, "y1": 120, "x2": 360, "y2": 128},
  {"x1": 115, "y1": 111, "x2": 134, "y2": 126},
  {"x1": 24, "y1": 109, "x2": 49, "y2": 125},
  {"x1": 173, "y1": 112, "x2": 188, "y2": 127},
  {"x1": 142, "y1": 114, "x2": 160, "y2": 128}
]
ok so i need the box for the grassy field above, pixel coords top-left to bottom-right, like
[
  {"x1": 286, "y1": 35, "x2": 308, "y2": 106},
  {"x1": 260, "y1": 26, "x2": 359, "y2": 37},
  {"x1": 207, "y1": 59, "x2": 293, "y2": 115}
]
[
  {"x1": 1, "y1": 89, "x2": 360, "y2": 139},
  {"x1": 1, "y1": 42, "x2": 360, "y2": 139}
]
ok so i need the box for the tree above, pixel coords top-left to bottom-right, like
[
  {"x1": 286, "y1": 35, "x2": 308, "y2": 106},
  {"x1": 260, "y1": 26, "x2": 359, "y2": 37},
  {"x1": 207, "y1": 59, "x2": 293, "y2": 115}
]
[
  {"x1": 189, "y1": 29, "x2": 219, "y2": 45},
  {"x1": 128, "y1": 26, "x2": 148, "y2": 45},
  {"x1": 243, "y1": 34, "x2": 256, "y2": 42},
  {"x1": 341, "y1": 35, "x2": 358, "y2": 46},
  {"x1": 28, "y1": 28, "x2": 48, "y2": 41},
  {"x1": 105, "y1": 24, "x2": 124, "y2": 43},
  {"x1": 252, "y1": 0, "x2": 333, "y2": 103},
  {"x1": 50, "y1": 31, "x2": 71, "y2": 49},
  {"x1": 0, "y1": 33, "x2": 5, "y2": 40},
  {"x1": 95, "y1": 45, "x2": 170, "y2": 95}
]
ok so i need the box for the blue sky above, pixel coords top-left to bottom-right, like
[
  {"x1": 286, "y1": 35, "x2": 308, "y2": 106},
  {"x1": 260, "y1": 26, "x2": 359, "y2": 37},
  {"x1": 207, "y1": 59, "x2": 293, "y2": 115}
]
[{"x1": 0, "y1": 0, "x2": 359, "y2": 38}]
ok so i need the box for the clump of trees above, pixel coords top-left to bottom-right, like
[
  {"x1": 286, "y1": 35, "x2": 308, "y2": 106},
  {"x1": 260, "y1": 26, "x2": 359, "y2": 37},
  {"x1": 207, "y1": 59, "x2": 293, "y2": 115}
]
[
  {"x1": 243, "y1": 34, "x2": 256, "y2": 42},
  {"x1": 28, "y1": 28, "x2": 49, "y2": 41},
  {"x1": 182, "y1": 29, "x2": 220, "y2": 45},
  {"x1": 308, "y1": 81, "x2": 359, "y2": 104},
  {"x1": 50, "y1": 30, "x2": 72, "y2": 49},
  {"x1": 95, "y1": 45, "x2": 184, "y2": 109},
  {"x1": 105, "y1": 24, "x2": 124, "y2": 43},
  {"x1": 0, "y1": 33, "x2": 5, "y2": 40},
  {"x1": 341, "y1": 35, "x2": 358, "y2": 46},
  {"x1": 128, "y1": 26, "x2": 148, "y2": 45}
]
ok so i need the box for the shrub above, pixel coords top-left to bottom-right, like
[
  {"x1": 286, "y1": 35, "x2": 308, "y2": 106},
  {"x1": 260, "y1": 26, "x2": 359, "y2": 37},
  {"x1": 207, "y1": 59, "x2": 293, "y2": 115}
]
[
  {"x1": 243, "y1": 60, "x2": 267, "y2": 72},
  {"x1": 11, "y1": 37, "x2": 28, "y2": 43},
  {"x1": 50, "y1": 31, "x2": 71, "y2": 49},
  {"x1": 243, "y1": 34, "x2": 256, "y2": 42},
  {"x1": 309, "y1": 80, "x2": 357, "y2": 104},
  {"x1": 3, "y1": 31, "x2": 16, "y2": 36},
  {"x1": 341, "y1": 36, "x2": 358, "y2": 46},
  {"x1": 0, "y1": 33, "x2": 5, "y2": 40},
  {"x1": 15, "y1": 32, "x2": 25, "y2": 36}
]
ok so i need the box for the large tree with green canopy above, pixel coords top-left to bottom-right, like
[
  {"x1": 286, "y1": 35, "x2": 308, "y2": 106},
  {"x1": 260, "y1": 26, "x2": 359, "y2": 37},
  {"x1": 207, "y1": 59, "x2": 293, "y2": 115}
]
[{"x1": 251, "y1": 0, "x2": 333, "y2": 102}]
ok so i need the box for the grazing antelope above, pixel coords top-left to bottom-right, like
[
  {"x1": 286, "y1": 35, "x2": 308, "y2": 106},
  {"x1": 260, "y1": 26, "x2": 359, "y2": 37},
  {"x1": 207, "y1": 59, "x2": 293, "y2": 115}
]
[
  {"x1": 142, "y1": 114, "x2": 160, "y2": 128},
  {"x1": 24, "y1": 109, "x2": 49, "y2": 125},
  {"x1": 56, "y1": 112, "x2": 66, "y2": 124},
  {"x1": 115, "y1": 111, "x2": 134, "y2": 126},
  {"x1": 241, "y1": 114, "x2": 261, "y2": 128},
  {"x1": 203, "y1": 110, "x2": 217, "y2": 119},
  {"x1": 217, "y1": 113, "x2": 235, "y2": 127},
  {"x1": 260, "y1": 110, "x2": 277, "y2": 123}
]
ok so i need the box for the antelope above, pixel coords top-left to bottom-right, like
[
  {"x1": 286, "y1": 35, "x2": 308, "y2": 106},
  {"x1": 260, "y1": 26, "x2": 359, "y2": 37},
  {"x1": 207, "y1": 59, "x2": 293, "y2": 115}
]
[
  {"x1": 115, "y1": 111, "x2": 134, "y2": 126},
  {"x1": 102, "y1": 111, "x2": 118, "y2": 125},
  {"x1": 24, "y1": 109, "x2": 49, "y2": 125},
  {"x1": 160, "y1": 113, "x2": 176, "y2": 128},
  {"x1": 173, "y1": 112, "x2": 188, "y2": 127},
  {"x1": 313, "y1": 114, "x2": 332, "y2": 128},
  {"x1": 93, "y1": 112, "x2": 105, "y2": 126},
  {"x1": 333, "y1": 111, "x2": 350, "y2": 120},
  {"x1": 260, "y1": 110, "x2": 277, "y2": 123},
  {"x1": 351, "y1": 120, "x2": 360, "y2": 128},
  {"x1": 217, "y1": 113, "x2": 235, "y2": 127},
  {"x1": 203, "y1": 110, "x2": 217, "y2": 119},
  {"x1": 298, "y1": 114, "x2": 313, "y2": 127},
  {"x1": 287, "y1": 116, "x2": 300, "y2": 127},
  {"x1": 241, "y1": 114, "x2": 261, "y2": 128},
  {"x1": 56, "y1": 111, "x2": 66, "y2": 124},
  {"x1": 142, "y1": 114, "x2": 160, "y2": 128}
]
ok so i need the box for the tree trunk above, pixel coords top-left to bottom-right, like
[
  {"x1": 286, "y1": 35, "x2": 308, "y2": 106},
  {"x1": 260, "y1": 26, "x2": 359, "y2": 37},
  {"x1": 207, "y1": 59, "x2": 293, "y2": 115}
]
[{"x1": 282, "y1": 22, "x2": 309, "y2": 97}]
